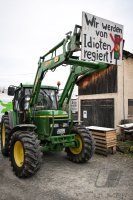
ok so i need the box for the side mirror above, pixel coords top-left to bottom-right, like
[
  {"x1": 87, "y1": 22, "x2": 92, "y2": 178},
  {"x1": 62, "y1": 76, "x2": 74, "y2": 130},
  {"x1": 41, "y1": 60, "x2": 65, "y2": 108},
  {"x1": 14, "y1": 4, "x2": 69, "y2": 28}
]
[{"x1": 8, "y1": 85, "x2": 15, "y2": 96}]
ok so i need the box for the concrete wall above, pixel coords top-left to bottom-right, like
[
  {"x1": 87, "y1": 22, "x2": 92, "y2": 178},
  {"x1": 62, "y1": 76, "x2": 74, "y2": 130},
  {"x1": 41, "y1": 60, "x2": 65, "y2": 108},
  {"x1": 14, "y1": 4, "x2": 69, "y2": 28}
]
[{"x1": 117, "y1": 58, "x2": 133, "y2": 123}]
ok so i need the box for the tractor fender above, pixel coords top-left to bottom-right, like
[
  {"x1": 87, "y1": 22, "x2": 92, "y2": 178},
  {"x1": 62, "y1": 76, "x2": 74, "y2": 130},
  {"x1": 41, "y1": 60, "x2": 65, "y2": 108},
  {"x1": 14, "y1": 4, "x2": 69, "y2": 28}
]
[
  {"x1": 10, "y1": 124, "x2": 37, "y2": 135},
  {"x1": 6, "y1": 111, "x2": 14, "y2": 129}
]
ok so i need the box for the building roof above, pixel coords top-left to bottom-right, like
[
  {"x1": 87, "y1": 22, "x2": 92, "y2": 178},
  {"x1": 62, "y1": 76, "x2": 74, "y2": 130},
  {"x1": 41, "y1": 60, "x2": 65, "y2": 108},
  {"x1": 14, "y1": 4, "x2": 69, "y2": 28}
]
[{"x1": 123, "y1": 50, "x2": 133, "y2": 58}]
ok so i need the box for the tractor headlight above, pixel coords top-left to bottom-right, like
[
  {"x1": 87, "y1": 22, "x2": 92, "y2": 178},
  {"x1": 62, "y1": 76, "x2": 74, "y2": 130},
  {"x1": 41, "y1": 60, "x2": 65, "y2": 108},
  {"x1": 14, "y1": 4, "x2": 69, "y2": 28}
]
[
  {"x1": 50, "y1": 124, "x2": 59, "y2": 128},
  {"x1": 63, "y1": 123, "x2": 68, "y2": 127}
]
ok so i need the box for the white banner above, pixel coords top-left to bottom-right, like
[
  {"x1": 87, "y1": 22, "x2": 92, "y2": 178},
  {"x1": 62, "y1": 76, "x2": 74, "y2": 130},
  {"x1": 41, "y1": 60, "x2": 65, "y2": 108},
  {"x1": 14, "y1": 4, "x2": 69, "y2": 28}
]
[{"x1": 81, "y1": 12, "x2": 124, "y2": 65}]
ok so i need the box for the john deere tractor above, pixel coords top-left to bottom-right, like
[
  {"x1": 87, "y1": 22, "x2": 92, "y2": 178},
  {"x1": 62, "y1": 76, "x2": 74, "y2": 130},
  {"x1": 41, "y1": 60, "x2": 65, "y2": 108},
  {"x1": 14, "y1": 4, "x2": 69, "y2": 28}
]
[{"x1": 0, "y1": 25, "x2": 108, "y2": 178}]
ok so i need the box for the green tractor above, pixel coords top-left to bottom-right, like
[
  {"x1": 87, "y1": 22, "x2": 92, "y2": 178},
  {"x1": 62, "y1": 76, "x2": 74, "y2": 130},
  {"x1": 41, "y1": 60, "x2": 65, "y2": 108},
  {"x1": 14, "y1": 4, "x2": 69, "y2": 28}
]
[{"x1": 0, "y1": 25, "x2": 108, "y2": 178}]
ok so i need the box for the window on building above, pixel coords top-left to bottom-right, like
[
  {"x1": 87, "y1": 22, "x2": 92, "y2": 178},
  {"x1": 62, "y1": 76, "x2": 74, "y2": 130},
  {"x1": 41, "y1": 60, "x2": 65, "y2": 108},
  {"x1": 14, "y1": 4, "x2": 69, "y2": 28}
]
[{"x1": 128, "y1": 99, "x2": 133, "y2": 116}]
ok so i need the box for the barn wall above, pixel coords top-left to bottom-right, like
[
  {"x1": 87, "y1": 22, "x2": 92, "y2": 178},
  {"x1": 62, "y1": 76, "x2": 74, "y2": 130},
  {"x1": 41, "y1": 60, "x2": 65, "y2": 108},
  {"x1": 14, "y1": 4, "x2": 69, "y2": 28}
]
[
  {"x1": 77, "y1": 57, "x2": 133, "y2": 131},
  {"x1": 78, "y1": 65, "x2": 117, "y2": 95}
]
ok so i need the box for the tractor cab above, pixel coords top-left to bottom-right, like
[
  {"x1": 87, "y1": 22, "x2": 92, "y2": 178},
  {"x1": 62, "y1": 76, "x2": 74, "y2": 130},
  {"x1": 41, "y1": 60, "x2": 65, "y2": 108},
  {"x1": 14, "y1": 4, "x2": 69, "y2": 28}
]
[{"x1": 8, "y1": 84, "x2": 58, "y2": 124}]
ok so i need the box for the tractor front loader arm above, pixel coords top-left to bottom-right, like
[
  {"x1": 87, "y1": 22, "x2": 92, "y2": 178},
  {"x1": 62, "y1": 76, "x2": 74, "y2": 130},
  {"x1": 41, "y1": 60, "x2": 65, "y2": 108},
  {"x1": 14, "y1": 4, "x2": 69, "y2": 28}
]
[{"x1": 30, "y1": 25, "x2": 108, "y2": 110}]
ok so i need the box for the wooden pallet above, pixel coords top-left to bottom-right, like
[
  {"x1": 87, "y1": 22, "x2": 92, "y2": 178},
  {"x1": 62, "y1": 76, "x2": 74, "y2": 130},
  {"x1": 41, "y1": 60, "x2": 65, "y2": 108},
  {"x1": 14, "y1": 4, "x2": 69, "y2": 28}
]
[{"x1": 88, "y1": 126, "x2": 117, "y2": 156}]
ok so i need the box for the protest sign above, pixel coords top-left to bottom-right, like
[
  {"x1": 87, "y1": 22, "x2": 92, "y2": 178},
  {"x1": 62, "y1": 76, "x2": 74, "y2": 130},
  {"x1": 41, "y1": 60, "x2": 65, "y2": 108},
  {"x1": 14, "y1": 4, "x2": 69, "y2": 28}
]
[{"x1": 81, "y1": 12, "x2": 123, "y2": 65}]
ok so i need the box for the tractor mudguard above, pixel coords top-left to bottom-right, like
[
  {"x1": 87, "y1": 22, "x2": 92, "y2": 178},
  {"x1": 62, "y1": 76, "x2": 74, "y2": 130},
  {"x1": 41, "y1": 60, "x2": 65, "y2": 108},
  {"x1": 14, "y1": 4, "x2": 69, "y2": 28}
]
[{"x1": 10, "y1": 124, "x2": 37, "y2": 135}]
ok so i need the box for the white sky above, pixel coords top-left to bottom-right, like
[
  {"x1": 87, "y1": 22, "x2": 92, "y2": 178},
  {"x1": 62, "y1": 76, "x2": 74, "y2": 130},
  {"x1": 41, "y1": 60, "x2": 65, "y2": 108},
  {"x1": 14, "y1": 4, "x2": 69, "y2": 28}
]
[{"x1": 0, "y1": 0, "x2": 133, "y2": 94}]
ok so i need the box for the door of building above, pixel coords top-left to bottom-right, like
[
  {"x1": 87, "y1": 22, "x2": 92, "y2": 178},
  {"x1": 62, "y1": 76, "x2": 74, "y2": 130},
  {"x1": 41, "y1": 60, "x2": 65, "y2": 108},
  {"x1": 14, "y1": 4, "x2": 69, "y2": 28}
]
[{"x1": 81, "y1": 98, "x2": 114, "y2": 128}]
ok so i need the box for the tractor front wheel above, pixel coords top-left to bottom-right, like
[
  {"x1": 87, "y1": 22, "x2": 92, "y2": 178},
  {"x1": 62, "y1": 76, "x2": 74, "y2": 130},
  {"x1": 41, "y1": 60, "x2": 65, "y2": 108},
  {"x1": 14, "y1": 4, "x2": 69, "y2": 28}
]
[
  {"x1": 9, "y1": 130, "x2": 41, "y2": 178},
  {"x1": 66, "y1": 126, "x2": 95, "y2": 163}
]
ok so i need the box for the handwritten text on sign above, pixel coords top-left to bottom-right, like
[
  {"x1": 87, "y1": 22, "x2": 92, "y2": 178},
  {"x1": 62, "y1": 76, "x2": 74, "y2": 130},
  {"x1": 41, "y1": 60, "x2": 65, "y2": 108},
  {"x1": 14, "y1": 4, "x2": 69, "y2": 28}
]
[{"x1": 81, "y1": 12, "x2": 123, "y2": 65}]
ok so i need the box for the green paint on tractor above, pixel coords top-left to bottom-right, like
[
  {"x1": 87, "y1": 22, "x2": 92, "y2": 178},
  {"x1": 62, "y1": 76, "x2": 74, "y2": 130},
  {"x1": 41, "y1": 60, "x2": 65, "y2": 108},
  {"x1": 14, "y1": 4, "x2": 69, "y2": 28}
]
[{"x1": 0, "y1": 24, "x2": 109, "y2": 178}]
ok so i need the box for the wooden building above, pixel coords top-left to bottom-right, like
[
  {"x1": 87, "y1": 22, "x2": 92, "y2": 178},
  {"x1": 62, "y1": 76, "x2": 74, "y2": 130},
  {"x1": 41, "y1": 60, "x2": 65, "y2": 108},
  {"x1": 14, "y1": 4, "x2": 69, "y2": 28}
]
[{"x1": 77, "y1": 50, "x2": 133, "y2": 130}]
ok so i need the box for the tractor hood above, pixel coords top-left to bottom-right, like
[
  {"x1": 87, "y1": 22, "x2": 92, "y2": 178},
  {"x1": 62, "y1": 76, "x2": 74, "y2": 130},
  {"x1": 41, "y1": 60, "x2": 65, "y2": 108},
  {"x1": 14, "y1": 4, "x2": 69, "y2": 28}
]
[{"x1": 32, "y1": 110, "x2": 68, "y2": 119}]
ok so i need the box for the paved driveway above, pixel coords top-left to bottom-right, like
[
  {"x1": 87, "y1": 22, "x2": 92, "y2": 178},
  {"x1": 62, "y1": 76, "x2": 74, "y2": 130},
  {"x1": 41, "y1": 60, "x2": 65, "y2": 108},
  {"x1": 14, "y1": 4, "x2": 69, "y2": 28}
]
[{"x1": 0, "y1": 151, "x2": 133, "y2": 200}]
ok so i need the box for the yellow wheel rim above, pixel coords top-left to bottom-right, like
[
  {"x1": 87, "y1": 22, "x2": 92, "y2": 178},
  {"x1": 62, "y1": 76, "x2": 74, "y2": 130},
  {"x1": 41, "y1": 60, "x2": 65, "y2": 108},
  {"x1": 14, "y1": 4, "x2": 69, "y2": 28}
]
[
  {"x1": 1, "y1": 124, "x2": 5, "y2": 147},
  {"x1": 14, "y1": 141, "x2": 24, "y2": 167},
  {"x1": 70, "y1": 135, "x2": 83, "y2": 155}
]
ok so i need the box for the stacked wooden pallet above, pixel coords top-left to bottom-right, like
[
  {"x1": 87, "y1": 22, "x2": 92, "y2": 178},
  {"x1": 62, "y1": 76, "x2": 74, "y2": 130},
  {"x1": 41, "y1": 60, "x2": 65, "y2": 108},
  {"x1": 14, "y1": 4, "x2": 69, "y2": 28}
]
[{"x1": 88, "y1": 126, "x2": 117, "y2": 156}]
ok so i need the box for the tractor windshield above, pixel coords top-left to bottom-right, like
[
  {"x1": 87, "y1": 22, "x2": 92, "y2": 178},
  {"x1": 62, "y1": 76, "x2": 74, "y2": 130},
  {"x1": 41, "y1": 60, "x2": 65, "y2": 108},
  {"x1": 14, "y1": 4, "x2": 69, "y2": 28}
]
[
  {"x1": 37, "y1": 89, "x2": 57, "y2": 110},
  {"x1": 24, "y1": 87, "x2": 57, "y2": 110}
]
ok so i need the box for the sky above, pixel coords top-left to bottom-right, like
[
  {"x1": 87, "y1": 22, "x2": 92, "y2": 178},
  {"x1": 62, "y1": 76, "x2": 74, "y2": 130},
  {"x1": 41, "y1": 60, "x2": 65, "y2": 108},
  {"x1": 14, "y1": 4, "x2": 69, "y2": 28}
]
[{"x1": 0, "y1": 0, "x2": 133, "y2": 96}]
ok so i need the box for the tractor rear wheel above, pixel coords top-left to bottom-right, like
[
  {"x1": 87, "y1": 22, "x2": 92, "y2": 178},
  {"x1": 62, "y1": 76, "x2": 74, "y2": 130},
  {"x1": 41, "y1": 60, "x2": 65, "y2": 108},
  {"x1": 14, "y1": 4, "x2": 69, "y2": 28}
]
[
  {"x1": 9, "y1": 130, "x2": 41, "y2": 178},
  {"x1": 0, "y1": 114, "x2": 11, "y2": 156},
  {"x1": 66, "y1": 126, "x2": 95, "y2": 163}
]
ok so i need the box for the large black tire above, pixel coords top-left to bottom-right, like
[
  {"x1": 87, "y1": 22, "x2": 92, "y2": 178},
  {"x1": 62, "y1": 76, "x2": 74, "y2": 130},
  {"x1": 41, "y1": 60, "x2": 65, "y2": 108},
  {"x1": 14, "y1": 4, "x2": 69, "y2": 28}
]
[
  {"x1": 0, "y1": 114, "x2": 11, "y2": 156},
  {"x1": 9, "y1": 130, "x2": 41, "y2": 178},
  {"x1": 66, "y1": 126, "x2": 95, "y2": 163}
]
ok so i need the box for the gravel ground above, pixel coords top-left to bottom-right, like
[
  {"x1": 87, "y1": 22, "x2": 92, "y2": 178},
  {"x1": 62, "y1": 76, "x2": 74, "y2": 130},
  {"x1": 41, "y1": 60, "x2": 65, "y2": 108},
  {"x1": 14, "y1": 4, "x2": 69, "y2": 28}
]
[{"x1": 0, "y1": 150, "x2": 133, "y2": 200}]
